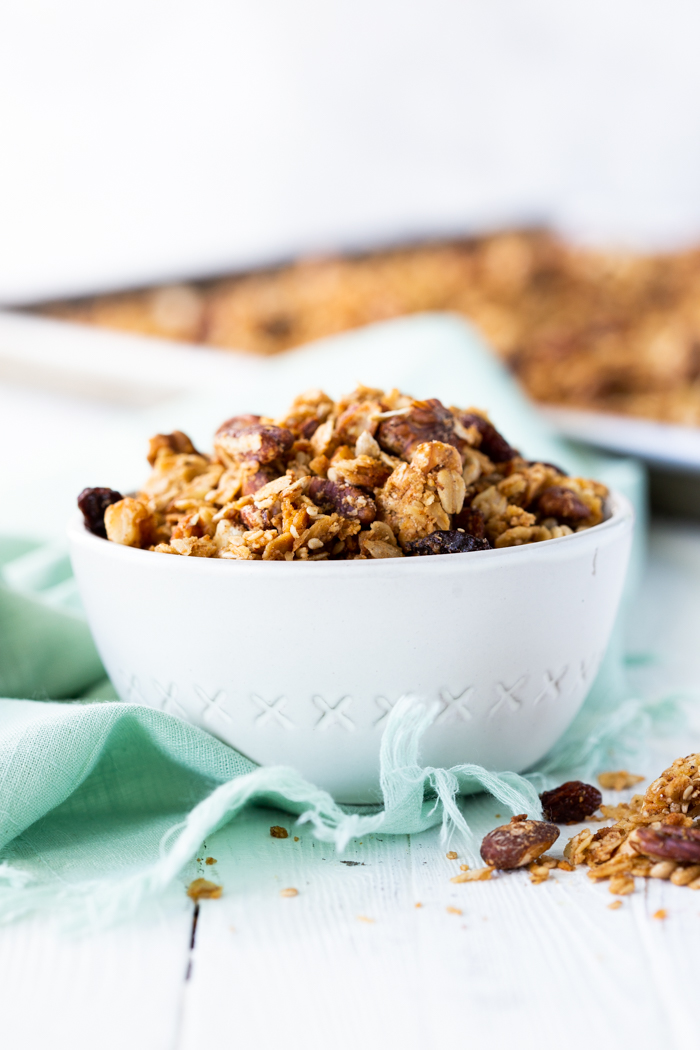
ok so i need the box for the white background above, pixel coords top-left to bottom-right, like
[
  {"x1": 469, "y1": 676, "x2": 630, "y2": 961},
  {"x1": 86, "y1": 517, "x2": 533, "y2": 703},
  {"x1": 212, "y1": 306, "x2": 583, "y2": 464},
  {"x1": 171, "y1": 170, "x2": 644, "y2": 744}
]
[{"x1": 2, "y1": 1, "x2": 700, "y2": 301}]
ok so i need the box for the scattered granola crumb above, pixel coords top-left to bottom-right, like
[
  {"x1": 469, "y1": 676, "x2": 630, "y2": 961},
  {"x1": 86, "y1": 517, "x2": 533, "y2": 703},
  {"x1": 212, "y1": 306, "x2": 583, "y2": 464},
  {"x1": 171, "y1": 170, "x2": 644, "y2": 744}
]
[
  {"x1": 609, "y1": 874, "x2": 635, "y2": 896},
  {"x1": 280, "y1": 887, "x2": 298, "y2": 898},
  {"x1": 205, "y1": 857, "x2": 217, "y2": 865},
  {"x1": 270, "y1": 826, "x2": 289, "y2": 839},
  {"x1": 446, "y1": 851, "x2": 459, "y2": 860},
  {"x1": 460, "y1": 864, "x2": 470, "y2": 872},
  {"x1": 187, "y1": 878, "x2": 223, "y2": 901},
  {"x1": 653, "y1": 908, "x2": 668, "y2": 920},
  {"x1": 415, "y1": 902, "x2": 423, "y2": 908},
  {"x1": 294, "y1": 836, "x2": 300, "y2": 842},
  {"x1": 451, "y1": 866, "x2": 493, "y2": 883},
  {"x1": 557, "y1": 860, "x2": 574, "y2": 872},
  {"x1": 598, "y1": 770, "x2": 645, "y2": 791},
  {"x1": 446, "y1": 906, "x2": 463, "y2": 915},
  {"x1": 608, "y1": 901, "x2": 622, "y2": 911},
  {"x1": 357, "y1": 915, "x2": 374, "y2": 923}
]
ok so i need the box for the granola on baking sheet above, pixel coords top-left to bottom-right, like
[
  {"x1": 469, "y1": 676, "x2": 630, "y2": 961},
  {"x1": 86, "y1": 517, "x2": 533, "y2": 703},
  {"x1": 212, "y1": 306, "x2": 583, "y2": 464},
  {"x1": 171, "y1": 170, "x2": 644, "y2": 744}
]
[
  {"x1": 78, "y1": 385, "x2": 609, "y2": 560},
  {"x1": 42, "y1": 230, "x2": 700, "y2": 427}
]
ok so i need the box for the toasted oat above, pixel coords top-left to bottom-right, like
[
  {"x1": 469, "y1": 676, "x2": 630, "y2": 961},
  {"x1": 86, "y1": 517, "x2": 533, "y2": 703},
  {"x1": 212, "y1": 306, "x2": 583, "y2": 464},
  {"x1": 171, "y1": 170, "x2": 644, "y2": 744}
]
[
  {"x1": 598, "y1": 770, "x2": 645, "y2": 791},
  {"x1": 357, "y1": 915, "x2": 375, "y2": 923},
  {"x1": 446, "y1": 851, "x2": 459, "y2": 860},
  {"x1": 280, "y1": 887, "x2": 299, "y2": 898},
  {"x1": 608, "y1": 900, "x2": 623, "y2": 910},
  {"x1": 451, "y1": 867, "x2": 493, "y2": 883},
  {"x1": 446, "y1": 906, "x2": 463, "y2": 915},
  {"x1": 653, "y1": 909, "x2": 668, "y2": 920}
]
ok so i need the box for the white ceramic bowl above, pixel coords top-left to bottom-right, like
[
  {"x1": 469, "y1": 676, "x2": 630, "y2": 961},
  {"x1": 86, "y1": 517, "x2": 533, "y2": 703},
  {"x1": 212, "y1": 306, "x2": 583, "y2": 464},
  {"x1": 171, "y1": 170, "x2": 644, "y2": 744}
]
[{"x1": 69, "y1": 493, "x2": 633, "y2": 802}]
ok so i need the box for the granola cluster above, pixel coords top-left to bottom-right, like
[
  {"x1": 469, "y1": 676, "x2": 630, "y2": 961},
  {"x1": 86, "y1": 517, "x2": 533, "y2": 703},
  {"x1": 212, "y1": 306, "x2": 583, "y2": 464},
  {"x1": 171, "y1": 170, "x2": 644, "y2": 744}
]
[
  {"x1": 566, "y1": 754, "x2": 700, "y2": 894},
  {"x1": 78, "y1": 386, "x2": 608, "y2": 560}
]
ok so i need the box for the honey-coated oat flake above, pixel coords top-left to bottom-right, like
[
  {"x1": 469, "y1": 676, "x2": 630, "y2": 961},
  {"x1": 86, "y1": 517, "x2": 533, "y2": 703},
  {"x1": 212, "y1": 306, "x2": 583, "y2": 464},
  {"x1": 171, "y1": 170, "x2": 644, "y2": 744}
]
[{"x1": 78, "y1": 386, "x2": 608, "y2": 560}]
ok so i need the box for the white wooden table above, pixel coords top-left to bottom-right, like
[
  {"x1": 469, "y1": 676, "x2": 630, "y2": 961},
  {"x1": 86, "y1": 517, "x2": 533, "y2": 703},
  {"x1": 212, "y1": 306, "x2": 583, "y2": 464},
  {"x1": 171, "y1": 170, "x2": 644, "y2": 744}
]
[{"x1": 1, "y1": 313, "x2": 698, "y2": 1050}]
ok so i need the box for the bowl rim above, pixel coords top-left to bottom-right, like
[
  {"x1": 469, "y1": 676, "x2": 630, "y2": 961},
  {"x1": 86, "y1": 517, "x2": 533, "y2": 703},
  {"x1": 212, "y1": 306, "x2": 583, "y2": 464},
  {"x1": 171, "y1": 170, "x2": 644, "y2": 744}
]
[{"x1": 67, "y1": 489, "x2": 634, "y2": 575}]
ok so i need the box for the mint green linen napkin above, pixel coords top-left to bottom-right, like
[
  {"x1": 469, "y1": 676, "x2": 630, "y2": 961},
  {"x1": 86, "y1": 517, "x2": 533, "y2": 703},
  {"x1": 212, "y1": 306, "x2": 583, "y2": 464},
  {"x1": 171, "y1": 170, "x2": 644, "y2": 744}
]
[{"x1": 0, "y1": 314, "x2": 677, "y2": 925}]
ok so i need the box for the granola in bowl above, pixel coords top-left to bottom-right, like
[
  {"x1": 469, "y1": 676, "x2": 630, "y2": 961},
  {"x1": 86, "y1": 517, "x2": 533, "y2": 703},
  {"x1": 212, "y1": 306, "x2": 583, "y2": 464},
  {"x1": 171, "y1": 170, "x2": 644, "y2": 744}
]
[{"x1": 78, "y1": 386, "x2": 609, "y2": 561}]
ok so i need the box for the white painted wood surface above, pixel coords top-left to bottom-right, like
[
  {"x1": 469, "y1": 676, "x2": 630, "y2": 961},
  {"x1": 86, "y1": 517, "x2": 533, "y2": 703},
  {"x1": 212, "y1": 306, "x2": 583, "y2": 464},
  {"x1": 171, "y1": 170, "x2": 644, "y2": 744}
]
[
  {"x1": 0, "y1": 315, "x2": 698, "y2": 1050},
  {"x1": 0, "y1": 523, "x2": 696, "y2": 1050}
]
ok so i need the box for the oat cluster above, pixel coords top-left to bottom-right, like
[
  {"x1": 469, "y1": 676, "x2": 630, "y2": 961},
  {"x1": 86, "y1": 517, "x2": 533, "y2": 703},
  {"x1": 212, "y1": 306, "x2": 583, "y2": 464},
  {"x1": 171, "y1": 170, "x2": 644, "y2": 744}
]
[
  {"x1": 79, "y1": 387, "x2": 608, "y2": 561},
  {"x1": 566, "y1": 754, "x2": 700, "y2": 895}
]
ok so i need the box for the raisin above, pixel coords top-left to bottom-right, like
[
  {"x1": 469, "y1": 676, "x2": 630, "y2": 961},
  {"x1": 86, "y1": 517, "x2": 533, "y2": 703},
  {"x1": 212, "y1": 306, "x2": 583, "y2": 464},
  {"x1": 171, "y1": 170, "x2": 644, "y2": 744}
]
[
  {"x1": 404, "y1": 530, "x2": 490, "y2": 556},
  {"x1": 540, "y1": 780, "x2": 602, "y2": 823},
  {"x1": 308, "y1": 477, "x2": 377, "y2": 525},
  {"x1": 451, "y1": 506, "x2": 486, "y2": 539},
  {"x1": 631, "y1": 824, "x2": 700, "y2": 864},
  {"x1": 538, "y1": 485, "x2": 590, "y2": 523},
  {"x1": 458, "y1": 412, "x2": 518, "y2": 463},
  {"x1": 77, "y1": 487, "x2": 124, "y2": 538},
  {"x1": 481, "y1": 815, "x2": 560, "y2": 869}
]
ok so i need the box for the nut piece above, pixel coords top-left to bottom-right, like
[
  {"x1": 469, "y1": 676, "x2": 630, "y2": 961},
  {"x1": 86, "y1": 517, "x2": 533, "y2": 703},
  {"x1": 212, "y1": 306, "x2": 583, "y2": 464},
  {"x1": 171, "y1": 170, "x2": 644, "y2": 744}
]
[
  {"x1": 186, "y1": 878, "x2": 222, "y2": 901},
  {"x1": 538, "y1": 485, "x2": 591, "y2": 524},
  {"x1": 540, "y1": 781, "x2": 603, "y2": 823},
  {"x1": 629, "y1": 824, "x2": 700, "y2": 864},
  {"x1": 77, "y1": 486, "x2": 124, "y2": 538},
  {"x1": 104, "y1": 497, "x2": 154, "y2": 548},
  {"x1": 404, "y1": 530, "x2": 490, "y2": 556},
  {"x1": 147, "y1": 430, "x2": 198, "y2": 466},
  {"x1": 458, "y1": 412, "x2": 518, "y2": 463},
  {"x1": 377, "y1": 398, "x2": 465, "y2": 460},
  {"x1": 480, "y1": 815, "x2": 560, "y2": 870},
  {"x1": 214, "y1": 415, "x2": 294, "y2": 467},
  {"x1": 307, "y1": 477, "x2": 377, "y2": 525}
]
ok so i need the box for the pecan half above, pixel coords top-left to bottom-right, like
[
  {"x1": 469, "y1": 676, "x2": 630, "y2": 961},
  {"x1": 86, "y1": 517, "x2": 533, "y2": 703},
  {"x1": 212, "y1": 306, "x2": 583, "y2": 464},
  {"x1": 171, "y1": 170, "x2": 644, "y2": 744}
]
[
  {"x1": 538, "y1": 485, "x2": 591, "y2": 523},
  {"x1": 377, "y1": 399, "x2": 462, "y2": 460},
  {"x1": 481, "y1": 815, "x2": 560, "y2": 869},
  {"x1": 630, "y1": 825, "x2": 700, "y2": 864},
  {"x1": 147, "y1": 430, "x2": 198, "y2": 466},
  {"x1": 404, "y1": 530, "x2": 490, "y2": 556},
  {"x1": 540, "y1": 781, "x2": 602, "y2": 823},
  {"x1": 458, "y1": 412, "x2": 518, "y2": 463},
  {"x1": 307, "y1": 477, "x2": 376, "y2": 525},
  {"x1": 214, "y1": 415, "x2": 294, "y2": 466},
  {"x1": 77, "y1": 487, "x2": 124, "y2": 538},
  {"x1": 241, "y1": 466, "x2": 277, "y2": 496}
]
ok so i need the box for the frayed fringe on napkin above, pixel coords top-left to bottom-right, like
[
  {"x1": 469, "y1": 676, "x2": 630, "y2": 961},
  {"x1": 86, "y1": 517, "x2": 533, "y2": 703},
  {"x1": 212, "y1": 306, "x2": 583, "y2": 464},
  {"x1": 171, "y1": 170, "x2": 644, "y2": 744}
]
[{"x1": 0, "y1": 690, "x2": 681, "y2": 931}]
